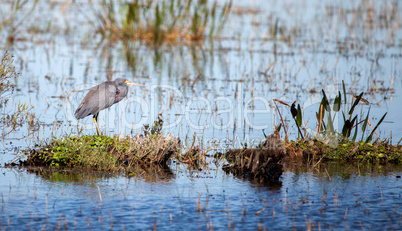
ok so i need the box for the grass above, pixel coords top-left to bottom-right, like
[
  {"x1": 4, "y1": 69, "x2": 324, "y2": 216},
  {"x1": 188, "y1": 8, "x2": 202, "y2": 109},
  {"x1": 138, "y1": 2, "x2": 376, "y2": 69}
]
[
  {"x1": 222, "y1": 131, "x2": 284, "y2": 183},
  {"x1": 0, "y1": 51, "x2": 17, "y2": 105},
  {"x1": 17, "y1": 82, "x2": 398, "y2": 178},
  {"x1": 1, "y1": 1, "x2": 399, "y2": 179},
  {"x1": 223, "y1": 133, "x2": 402, "y2": 184},
  {"x1": 15, "y1": 113, "x2": 205, "y2": 172},
  {"x1": 18, "y1": 115, "x2": 205, "y2": 171},
  {"x1": 0, "y1": 51, "x2": 40, "y2": 138},
  {"x1": 21, "y1": 130, "x2": 181, "y2": 171},
  {"x1": 275, "y1": 84, "x2": 398, "y2": 164},
  {"x1": 222, "y1": 85, "x2": 399, "y2": 182},
  {"x1": 273, "y1": 81, "x2": 387, "y2": 144},
  {"x1": 287, "y1": 139, "x2": 402, "y2": 164},
  {"x1": 94, "y1": 0, "x2": 232, "y2": 45}
]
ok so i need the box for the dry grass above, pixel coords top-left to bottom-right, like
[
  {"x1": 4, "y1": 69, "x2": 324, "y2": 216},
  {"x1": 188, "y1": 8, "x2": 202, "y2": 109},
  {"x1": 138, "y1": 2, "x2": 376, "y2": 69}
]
[
  {"x1": 223, "y1": 131, "x2": 285, "y2": 182},
  {"x1": 20, "y1": 133, "x2": 181, "y2": 171},
  {"x1": 0, "y1": 51, "x2": 40, "y2": 139}
]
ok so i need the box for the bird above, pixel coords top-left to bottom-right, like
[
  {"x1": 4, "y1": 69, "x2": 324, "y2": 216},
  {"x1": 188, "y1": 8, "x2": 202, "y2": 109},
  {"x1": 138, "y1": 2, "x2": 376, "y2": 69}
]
[{"x1": 74, "y1": 78, "x2": 144, "y2": 135}]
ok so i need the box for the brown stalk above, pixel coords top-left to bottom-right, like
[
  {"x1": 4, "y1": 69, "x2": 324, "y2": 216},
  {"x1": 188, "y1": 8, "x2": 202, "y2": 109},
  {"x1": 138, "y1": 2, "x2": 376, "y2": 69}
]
[
  {"x1": 273, "y1": 100, "x2": 289, "y2": 143},
  {"x1": 273, "y1": 99, "x2": 291, "y2": 107},
  {"x1": 318, "y1": 104, "x2": 323, "y2": 133},
  {"x1": 367, "y1": 119, "x2": 380, "y2": 139}
]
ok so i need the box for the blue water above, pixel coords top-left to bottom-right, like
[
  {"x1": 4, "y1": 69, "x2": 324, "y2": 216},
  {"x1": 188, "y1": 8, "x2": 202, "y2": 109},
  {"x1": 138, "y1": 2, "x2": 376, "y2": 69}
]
[
  {"x1": 1, "y1": 163, "x2": 401, "y2": 230},
  {"x1": 1, "y1": 0, "x2": 402, "y2": 229}
]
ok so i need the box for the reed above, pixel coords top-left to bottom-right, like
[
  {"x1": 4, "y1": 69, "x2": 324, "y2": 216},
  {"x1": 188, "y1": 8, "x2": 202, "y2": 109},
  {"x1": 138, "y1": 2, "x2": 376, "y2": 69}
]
[{"x1": 94, "y1": 0, "x2": 232, "y2": 45}]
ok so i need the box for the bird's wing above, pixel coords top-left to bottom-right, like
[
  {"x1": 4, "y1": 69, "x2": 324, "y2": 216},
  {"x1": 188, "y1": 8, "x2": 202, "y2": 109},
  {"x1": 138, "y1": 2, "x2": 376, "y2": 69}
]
[{"x1": 74, "y1": 82, "x2": 117, "y2": 119}]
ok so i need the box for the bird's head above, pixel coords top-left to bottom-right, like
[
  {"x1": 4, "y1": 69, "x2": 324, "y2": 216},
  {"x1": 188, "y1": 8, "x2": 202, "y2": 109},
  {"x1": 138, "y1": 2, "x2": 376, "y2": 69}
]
[{"x1": 113, "y1": 78, "x2": 144, "y2": 87}]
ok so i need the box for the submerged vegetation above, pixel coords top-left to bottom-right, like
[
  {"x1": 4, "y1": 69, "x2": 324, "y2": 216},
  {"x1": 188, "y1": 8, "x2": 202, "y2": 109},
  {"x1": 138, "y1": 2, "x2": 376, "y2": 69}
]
[{"x1": 94, "y1": 0, "x2": 232, "y2": 44}]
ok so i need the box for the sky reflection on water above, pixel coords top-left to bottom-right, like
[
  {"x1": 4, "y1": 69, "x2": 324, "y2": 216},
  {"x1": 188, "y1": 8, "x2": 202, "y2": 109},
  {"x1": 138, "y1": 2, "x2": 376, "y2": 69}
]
[{"x1": 1, "y1": 0, "x2": 402, "y2": 229}]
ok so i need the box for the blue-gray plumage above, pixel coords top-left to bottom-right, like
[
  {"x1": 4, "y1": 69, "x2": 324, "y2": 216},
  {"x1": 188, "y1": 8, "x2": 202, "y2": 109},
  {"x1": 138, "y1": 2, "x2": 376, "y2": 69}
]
[{"x1": 74, "y1": 78, "x2": 144, "y2": 135}]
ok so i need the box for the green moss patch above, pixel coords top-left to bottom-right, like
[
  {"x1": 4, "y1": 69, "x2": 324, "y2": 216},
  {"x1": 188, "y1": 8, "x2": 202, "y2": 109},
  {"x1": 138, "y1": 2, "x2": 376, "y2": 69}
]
[
  {"x1": 20, "y1": 133, "x2": 181, "y2": 171},
  {"x1": 286, "y1": 139, "x2": 402, "y2": 163},
  {"x1": 222, "y1": 131, "x2": 402, "y2": 183}
]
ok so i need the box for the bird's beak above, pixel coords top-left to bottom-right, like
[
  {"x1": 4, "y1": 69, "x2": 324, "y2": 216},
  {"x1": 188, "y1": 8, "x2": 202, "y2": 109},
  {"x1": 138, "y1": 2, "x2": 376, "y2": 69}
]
[{"x1": 125, "y1": 80, "x2": 145, "y2": 87}]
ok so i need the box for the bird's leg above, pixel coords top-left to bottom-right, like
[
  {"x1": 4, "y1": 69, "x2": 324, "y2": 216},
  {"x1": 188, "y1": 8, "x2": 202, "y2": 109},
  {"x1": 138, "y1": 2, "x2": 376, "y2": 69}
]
[{"x1": 93, "y1": 113, "x2": 102, "y2": 136}]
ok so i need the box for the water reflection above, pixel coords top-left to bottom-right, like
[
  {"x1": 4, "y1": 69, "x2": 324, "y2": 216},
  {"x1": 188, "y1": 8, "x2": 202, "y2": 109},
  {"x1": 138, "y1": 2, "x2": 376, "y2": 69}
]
[
  {"x1": 1, "y1": 161, "x2": 402, "y2": 230},
  {"x1": 286, "y1": 161, "x2": 402, "y2": 176},
  {"x1": 127, "y1": 163, "x2": 174, "y2": 183},
  {"x1": 226, "y1": 171, "x2": 283, "y2": 191},
  {"x1": 20, "y1": 163, "x2": 175, "y2": 185},
  {"x1": 1, "y1": 0, "x2": 402, "y2": 229}
]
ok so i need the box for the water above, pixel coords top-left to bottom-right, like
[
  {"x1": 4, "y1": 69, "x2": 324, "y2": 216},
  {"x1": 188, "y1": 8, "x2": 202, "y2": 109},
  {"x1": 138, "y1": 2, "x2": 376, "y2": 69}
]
[
  {"x1": 1, "y1": 0, "x2": 402, "y2": 229},
  {"x1": 1, "y1": 163, "x2": 402, "y2": 230}
]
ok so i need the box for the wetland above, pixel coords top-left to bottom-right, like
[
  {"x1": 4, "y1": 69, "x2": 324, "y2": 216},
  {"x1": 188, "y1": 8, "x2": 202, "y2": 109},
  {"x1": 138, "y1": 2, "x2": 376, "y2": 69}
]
[{"x1": 1, "y1": 0, "x2": 402, "y2": 230}]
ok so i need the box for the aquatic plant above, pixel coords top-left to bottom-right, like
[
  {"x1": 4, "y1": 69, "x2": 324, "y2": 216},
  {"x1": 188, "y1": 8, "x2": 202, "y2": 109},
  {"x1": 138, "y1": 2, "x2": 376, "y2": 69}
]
[
  {"x1": 274, "y1": 81, "x2": 387, "y2": 144},
  {"x1": 94, "y1": 0, "x2": 232, "y2": 45},
  {"x1": 316, "y1": 81, "x2": 387, "y2": 143}
]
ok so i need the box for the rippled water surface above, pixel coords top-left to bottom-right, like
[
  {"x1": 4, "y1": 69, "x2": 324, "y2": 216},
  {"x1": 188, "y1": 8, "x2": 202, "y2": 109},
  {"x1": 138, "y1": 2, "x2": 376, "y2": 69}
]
[
  {"x1": 1, "y1": 0, "x2": 402, "y2": 229},
  {"x1": 1, "y1": 163, "x2": 402, "y2": 230}
]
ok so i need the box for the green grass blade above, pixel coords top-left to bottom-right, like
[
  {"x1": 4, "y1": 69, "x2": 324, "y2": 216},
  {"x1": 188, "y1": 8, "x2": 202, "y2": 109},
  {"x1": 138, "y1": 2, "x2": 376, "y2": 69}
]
[
  {"x1": 342, "y1": 80, "x2": 347, "y2": 104},
  {"x1": 361, "y1": 107, "x2": 370, "y2": 140},
  {"x1": 350, "y1": 115, "x2": 357, "y2": 140},
  {"x1": 333, "y1": 91, "x2": 341, "y2": 112},
  {"x1": 276, "y1": 123, "x2": 282, "y2": 132},
  {"x1": 321, "y1": 89, "x2": 331, "y2": 112},
  {"x1": 342, "y1": 119, "x2": 351, "y2": 137},
  {"x1": 365, "y1": 112, "x2": 387, "y2": 143},
  {"x1": 348, "y1": 92, "x2": 363, "y2": 116},
  {"x1": 327, "y1": 111, "x2": 334, "y2": 133},
  {"x1": 291, "y1": 102, "x2": 297, "y2": 118},
  {"x1": 296, "y1": 104, "x2": 302, "y2": 127},
  {"x1": 341, "y1": 114, "x2": 357, "y2": 139},
  {"x1": 352, "y1": 118, "x2": 358, "y2": 142}
]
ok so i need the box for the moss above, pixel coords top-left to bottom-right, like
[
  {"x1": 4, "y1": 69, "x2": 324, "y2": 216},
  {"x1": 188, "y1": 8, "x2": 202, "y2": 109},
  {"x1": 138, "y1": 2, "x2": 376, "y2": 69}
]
[
  {"x1": 21, "y1": 133, "x2": 181, "y2": 171},
  {"x1": 286, "y1": 139, "x2": 402, "y2": 163},
  {"x1": 222, "y1": 132, "x2": 402, "y2": 184}
]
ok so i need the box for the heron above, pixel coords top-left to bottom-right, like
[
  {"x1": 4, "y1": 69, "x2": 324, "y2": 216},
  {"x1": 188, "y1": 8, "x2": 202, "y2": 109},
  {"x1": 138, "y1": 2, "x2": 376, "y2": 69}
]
[{"x1": 74, "y1": 78, "x2": 144, "y2": 135}]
